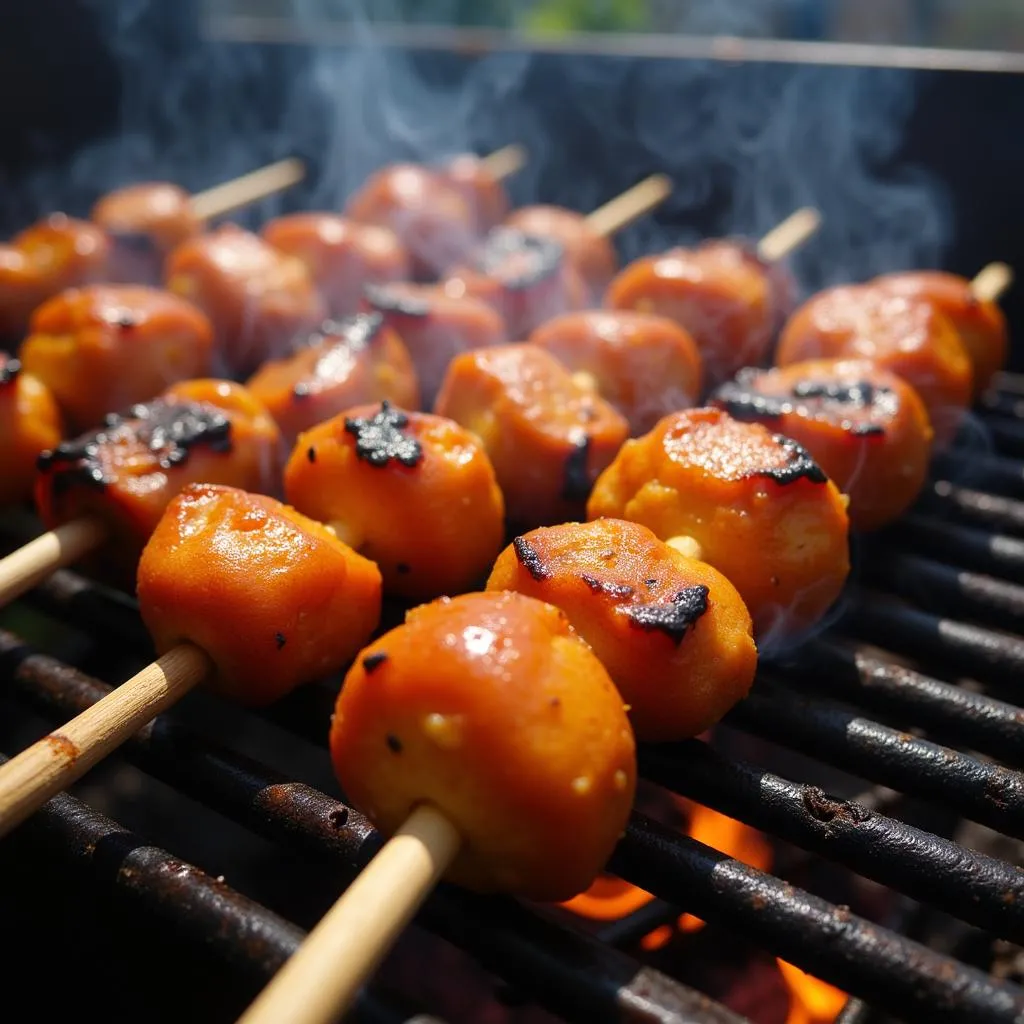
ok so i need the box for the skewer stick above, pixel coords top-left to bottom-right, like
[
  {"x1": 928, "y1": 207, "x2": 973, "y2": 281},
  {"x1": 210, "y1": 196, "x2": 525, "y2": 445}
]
[
  {"x1": 189, "y1": 157, "x2": 306, "y2": 221},
  {"x1": 0, "y1": 517, "x2": 106, "y2": 608},
  {"x1": 756, "y1": 207, "x2": 822, "y2": 263},
  {"x1": 236, "y1": 805, "x2": 461, "y2": 1024},
  {"x1": 970, "y1": 262, "x2": 1013, "y2": 304},
  {"x1": 480, "y1": 143, "x2": 528, "y2": 182},
  {"x1": 584, "y1": 174, "x2": 673, "y2": 239},
  {"x1": 0, "y1": 643, "x2": 210, "y2": 839}
]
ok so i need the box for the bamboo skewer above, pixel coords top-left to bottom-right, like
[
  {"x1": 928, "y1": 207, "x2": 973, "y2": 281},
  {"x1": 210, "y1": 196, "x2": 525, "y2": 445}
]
[
  {"x1": 0, "y1": 517, "x2": 106, "y2": 607},
  {"x1": 189, "y1": 157, "x2": 306, "y2": 221},
  {"x1": 756, "y1": 207, "x2": 822, "y2": 264},
  {"x1": 479, "y1": 143, "x2": 528, "y2": 182},
  {"x1": 584, "y1": 174, "x2": 673, "y2": 239},
  {"x1": 970, "y1": 261, "x2": 1014, "y2": 304}
]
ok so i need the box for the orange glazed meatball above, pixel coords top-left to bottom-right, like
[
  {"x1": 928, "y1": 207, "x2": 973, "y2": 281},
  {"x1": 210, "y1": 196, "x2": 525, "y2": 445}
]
[
  {"x1": 504, "y1": 205, "x2": 618, "y2": 299},
  {"x1": 434, "y1": 344, "x2": 629, "y2": 527},
  {"x1": 587, "y1": 407, "x2": 850, "y2": 639},
  {"x1": 442, "y1": 153, "x2": 511, "y2": 233},
  {"x1": 165, "y1": 224, "x2": 327, "y2": 376},
  {"x1": 330, "y1": 590, "x2": 636, "y2": 901},
  {"x1": 776, "y1": 284, "x2": 973, "y2": 447},
  {"x1": 34, "y1": 379, "x2": 282, "y2": 590},
  {"x1": 247, "y1": 313, "x2": 420, "y2": 445},
  {"x1": 442, "y1": 227, "x2": 589, "y2": 340},
  {"x1": 261, "y1": 214, "x2": 410, "y2": 319},
  {"x1": 344, "y1": 163, "x2": 478, "y2": 279},
  {"x1": 138, "y1": 483, "x2": 382, "y2": 706},
  {"x1": 91, "y1": 183, "x2": 205, "y2": 284},
  {"x1": 0, "y1": 214, "x2": 110, "y2": 340},
  {"x1": 873, "y1": 270, "x2": 1008, "y2": 397},
  {"x1": 529, "y1": 310, "x2": 703, "y2": 435},
  {"x1": 487, "y1": 519, "x2": 757, "y2": 741},
  {"x1": 285, "y1": 401, "x2": 504, "y2": 599},
  {"x1": 363, "y1": 281, "x2": 506, "y2": 406},
  {"x1": 711, "y1": 359, "x2": 933, "y2": 532},
  {"x1": 605, "y1": 241, "x2": 780, "y2": 388},
  {"x1": 0, "y1": 354, "x2": 63, "y2": 507},
  {"x1": 20, "y1": 284, "x2": 214, "y2": 433}
]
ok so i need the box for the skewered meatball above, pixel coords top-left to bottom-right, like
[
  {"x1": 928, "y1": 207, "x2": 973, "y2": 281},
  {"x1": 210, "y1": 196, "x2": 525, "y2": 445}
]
[
  {"x1": 165, "y1": 224, "x2": 326, "y2": 376},
  {"x1": 504, "y1": 205, "x2": 618, "y2": 299},
  {"x1": 247, "y1": 313, "x2": 420, "y2": 445},
  {"x1": 434, "y1": 344, "x2": 629, "y2": 527},
  {"x1": 363, "y1": 281, "x2": 506, "y2": 406},
  {"x1": 442, "y1": 153, "x2": 511, "y2": 233},
  {"x1": 330, "y1": 590, "x2": 636, "y2": 901},
  {"x1": 587, "y1": 407, "x2": 850, "y2": 639},
  {"x1": 284, "y1": 401, "x2": 504, "y2": 599},
  {"x1": 20, "y1": 284, "x2": 214, "y2": 433},
  {"x1": 345, "y1": 163, "x2": 478, "y2": 280},
  {"x1": 604, "y1": 240, "x2": 781, "y2": 388},
  {"x1": 91, "y1": 183, "x2": 205, "y2": 284},
  {"x1": 34, "y1": 379, "x2": 282, "y2": 590},
  {"x1": 487, "y1": 519, "x2": 757, "y2": 741},
  {"x1": 528, "y1": 310, "x2": 703, "y2": 435},
  {"x1": 138, "y1": 482, "x2": 382, "y2": 706},
  {"x1": 442, "y1": 228, "x2": 588, "y2": 340},
  {"x1": 874, "y1": 270, "x2": 1008, "y2": 397},
  {"x1": 261, "y1": 214, "x2": 410, "y2": 319},
  {"x1": 775, "y1": 283, "x2": 973, "y2": 446},
  {"x1": 711, "y1": 359, "x2": 933, "y2": 532},
  {"x1": 0, "y1": 354, "x2": 62, "y2": 507},
  {"x1": 0, "y1": 215, "x2": 110, "y2": 341}
]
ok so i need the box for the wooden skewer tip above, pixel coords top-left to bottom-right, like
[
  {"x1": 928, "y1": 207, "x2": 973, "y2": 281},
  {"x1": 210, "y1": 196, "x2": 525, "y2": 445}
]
[
  {"x1": 756, "y1": 206, "x2": 822, "y2": 264},
  {"x1": 190, "y1": 157, "x2": 307, "y2": 221},
  {"x1": 480, "y1": 143, "x2": 528, "y2": 181},
  {"x1": 970, "y1": 261, "x2": 1014, "y2": 304},
  {"x1": 584, "y1": 173, "x2": 674, "y2": 239}
]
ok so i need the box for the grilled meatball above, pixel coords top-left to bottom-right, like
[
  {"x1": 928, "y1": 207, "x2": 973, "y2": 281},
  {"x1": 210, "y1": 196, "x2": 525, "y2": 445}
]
[
  {"x1": 434, "y1": 344, "x2": 629, "y2": 527},
  {"x1": 587, "y1": 407, "x2": 850, "y2": 639},
  {"x1": 91, "y1": 182, "x2": 205, "y2": 284},
  {"x1": 34, "y1": 379, "x2": 282, "y2": 590},
  {"x1": 487, "y1": 518, "x2": 757, "y2": 741},
  {"x1": 504, "y1": 205, "x2": 618, "y2": 299},
  {"x1": 138, "y1": 482, "x2": 382, "y2": 706},
  {"x1": 261, "y1": 214, "x2": 410, "y2": 319},
  {"x1": 20, "y1": 285, "x2": 214, "y2": 433},
  {"x1": 442, "y1": 228, "x2": 589, "y2": 340},
  {"x1": 0, "y1": 354, "x2": 63, "y2": 507},
  {"x1": 711, "y1": 359, "x2": 933, "y2": 532},
  {"x1": 363, "y1": 281, "x2": 506, "y2": 406},
  {"x1": 330, "y1": 590, "x2": 636, "y2": 902},
  {"x1": 442, "y1": 153, "x2": 511, "y2": 233},
  {"x1": 0, "y1": 214, "x2": 110, "y2": 341},
  {"x1": 776, "y1": 283, "x2": 973, "y2": 446},
  {"x1": 605, "y1": 240, "x2": 782, "y2": 388},
  {"x1": 529, "y1": 310, "x2": 703, "y2": 435},
  {"x1": 165, "y1": 224, "x2": 326, "y2": 376},
  {"x1": 874, "y1": 270, "x2": 1008, "y2": 397},
  {"x1": 247, "y1": 313, "x2": 420, "y2": 445},
  {"x1": 344, "y1": 163, "x2": 478, "y2": 280},
  {"x1": 285, "y1": 402, "x2": 504, "y2": 599}
]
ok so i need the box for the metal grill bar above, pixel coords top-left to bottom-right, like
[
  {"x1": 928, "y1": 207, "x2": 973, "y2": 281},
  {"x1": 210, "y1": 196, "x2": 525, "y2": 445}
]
[
  {"x1": 609, "y1": 813, "x2": 1024, "y2": 1024},
  {"x1": 914, "y1": 481, "x2": 1024, "y2": 535},
  {"x1": 0, "y1": 629, "x2": 741, "y2": 1024},
  {"x1": 727, "y1": 679, "x2": 1024, "y2": 838},
  {"x1": 931, "y1": 451, "x2": 1024, "y2": 500},
  {"x1": 637, "y1": 742, "x2": 1024, "y2": 942},
  {"x1": 981, "y1": 392, "x2": 1024, "y2": 419},
  {"x1": 882, "y1": 516, "x2": 1024, "y2": 584},
  {"x1": 971, "y1": 416, "x2": 1024, "y2": 459}
]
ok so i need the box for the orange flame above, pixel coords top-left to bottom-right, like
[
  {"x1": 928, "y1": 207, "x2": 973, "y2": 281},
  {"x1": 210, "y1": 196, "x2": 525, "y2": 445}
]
[{"x1": 777, "y1": 959, "x2": 848, "y2": 1024}]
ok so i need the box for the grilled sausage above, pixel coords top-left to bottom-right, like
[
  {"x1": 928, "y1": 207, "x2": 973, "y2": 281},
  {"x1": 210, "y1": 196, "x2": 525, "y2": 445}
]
[
  {"x1": 284, "y1": 402, "x2": 504, "y2": 599},
  {"x1": 20, "y1": 284, "x2": 214, "y2": 432},
  {"x1": 330, "y1": 590, "x2": 636, "y2": 901},
  {"x1": 528, "y1": 310, "x2": 703, "y2": 435},
  {"x1": 711, "y1": 359, "x2": 933, "y2": 531},
  {"x1": 138, "y1": 482, "x2": 382, "y2": 706},
  {"x1": 443, "y1": 153, "x2": 511, "y2": 233},
  {"x1": 775, "y1": 283, "x2": 973, "y2": 447},
  {"x1": 487, "y1": 518, "x2": 757, "y2": 741},
  {"x1": 587, "y1": 406, "x2": 851, "y2": 639},
  {"x1": 247, "y1": 313, "x2": 420, "y2": 445},
  {"x1": 165, "y1": 224, "x2": 326, "y2": 376},
  {"x1": 0, "y1": 354, "x2": 63, "y2": 507},
  {"x1": 434, "y1": 344, "x2": 629, "y2": 527},
  {"x1": 261, "y1": 214, "x2": 410, "y2": 319}
]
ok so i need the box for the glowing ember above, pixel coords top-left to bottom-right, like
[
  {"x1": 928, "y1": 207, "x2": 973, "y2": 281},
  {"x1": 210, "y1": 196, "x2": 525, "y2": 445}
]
[{"x1": 777, "y1": 959, "x2": 848, "y2": 1024}]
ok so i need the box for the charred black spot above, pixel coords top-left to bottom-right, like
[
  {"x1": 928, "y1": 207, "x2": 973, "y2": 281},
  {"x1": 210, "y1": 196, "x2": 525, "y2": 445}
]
[
  {"x1": 292, "y1": 383, "x2": 312, "y2": 400},
  {"x1": 307, "y1": 446, "x2": 317, "y2": 463},
  {"x1": 113, "y1": 310, "x2": 138, "y2": 329},
  {"x1": 396, "y1": 563, "x2": 411, "y2": 575},
  {"x1": 386, "y1": 733, "x2": 403, "y2": 754},
  {"x1": 756, "y1": 434, "x2": 829, "y2": 486},
  {"x1": 363, "y1": 652, "x2": 389, "y2": 673},
  {"x1": 474, "y1": 227, "x2": 563, "y2": 291},
  {"x1": 343, "y1": 401, "x2": 423, "y2": 468},
  {"x1": 625, "y1": 585, "x2": 710, "y2": 644},
  {"x1": 0, "y1": 357, "x2": 21, "y2": 387},
  {"x1": 364, "y1": 283, "x2": 431, "y2": 318},
  {"x1": 561, "y1": 434, "x2": 592, "y2": 502},
  {"x1": 580, "y1": 573, "x2": 634, "y2": 599},
  {"x1": 512, "y1": 537, "x2": 550, "y2": 581},
  {"x1": 644, "y1": 578, "x2": 658, "y2": 588},
  {"x1": 274, "y1": 632, "x2": 286, "y2": 650}
]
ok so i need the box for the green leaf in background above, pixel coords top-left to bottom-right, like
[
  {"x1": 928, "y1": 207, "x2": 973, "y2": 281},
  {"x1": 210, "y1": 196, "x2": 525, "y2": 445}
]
[{"x1": 524, "y1": 0, "x2": 649, "y2": 35}]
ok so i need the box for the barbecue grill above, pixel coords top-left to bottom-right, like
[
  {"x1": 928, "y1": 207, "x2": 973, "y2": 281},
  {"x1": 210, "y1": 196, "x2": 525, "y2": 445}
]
[{"x1": 2, "y1": 7, "x2": 1024, "y2": 1023}]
